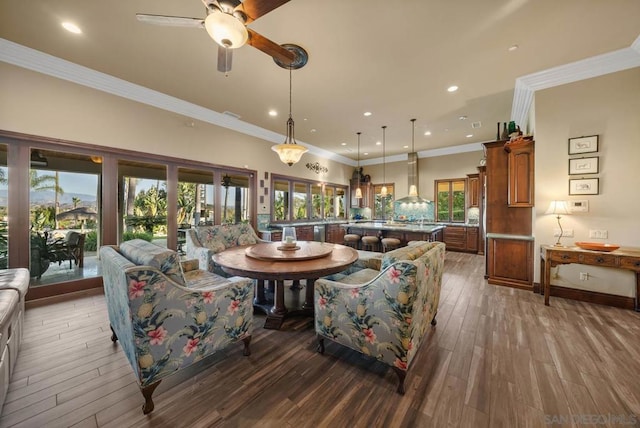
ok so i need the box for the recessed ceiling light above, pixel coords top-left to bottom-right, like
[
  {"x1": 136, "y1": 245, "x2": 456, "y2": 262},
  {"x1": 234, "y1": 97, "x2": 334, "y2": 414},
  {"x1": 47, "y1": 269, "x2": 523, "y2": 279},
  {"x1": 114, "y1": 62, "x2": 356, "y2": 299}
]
[
  {"x1": 364, "y1": 152, "x2": 369, "y2": 156},
  {"x1": 466, "y1": 134, "x2": 473, "y2": 138},
  {"x1": 62, "y1": 22, "x2": 82, "y2": 34},
  {"x1": 341, "y1": 142, "x2": 347, "y2": 146},
  {"x1": 268, "y1": 110, "x2": 277, "y2": 117},
  {"x1": 310, "y1": 129, "x2": 316, "y2": 133},
  {"x1": 375, "y1": 141, "x2": 381, "y2": 146},
  {"x1": 424, "y1": 131, "x2": 432, "y2": 136},
  {"x1": 447, "y1": 85, "x2": 458, "y2": 93},
  {"x1": 403, "y1": 145, "x2": 409, "y2": 149},
  {"x1": 364, "y1": 112, "x2": 372, "y2": 117},
  {"x1": 459, "y1": 115, "x2": 467, "y2": 120},
  {"x1": 508, "y1": 44, "x2": 519, "y2": 51}
]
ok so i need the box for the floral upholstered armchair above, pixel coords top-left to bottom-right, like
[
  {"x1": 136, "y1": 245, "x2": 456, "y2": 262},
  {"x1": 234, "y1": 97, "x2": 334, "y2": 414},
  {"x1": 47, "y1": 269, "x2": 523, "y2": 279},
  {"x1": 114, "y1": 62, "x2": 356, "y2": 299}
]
[
  {"x1": 100, "y1": 239, "x2": 254, "y2": 414},
  {"x1": 314, "y1": 241, "x2": 445, "y2": 393},
  {"x1": 185, "y1": 223, "x2": 265, "y2": 276}
]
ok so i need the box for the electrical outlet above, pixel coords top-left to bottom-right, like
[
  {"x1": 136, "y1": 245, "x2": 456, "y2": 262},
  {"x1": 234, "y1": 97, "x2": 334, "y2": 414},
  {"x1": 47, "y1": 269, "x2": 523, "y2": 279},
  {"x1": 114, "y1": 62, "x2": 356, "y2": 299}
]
[
  {"x1": 589, "y1": 230, "x2": 608, "y2": 239},
  {"x1": 580, "y1": 272, "x2": 589, "y2": 281}
]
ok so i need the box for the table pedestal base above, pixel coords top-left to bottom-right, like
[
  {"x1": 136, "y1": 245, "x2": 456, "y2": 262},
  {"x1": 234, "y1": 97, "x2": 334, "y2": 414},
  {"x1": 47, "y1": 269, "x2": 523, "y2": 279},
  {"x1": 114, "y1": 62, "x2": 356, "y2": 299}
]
[{"x1": 254, "y1": 279, "x2": 317, "y2": 329}]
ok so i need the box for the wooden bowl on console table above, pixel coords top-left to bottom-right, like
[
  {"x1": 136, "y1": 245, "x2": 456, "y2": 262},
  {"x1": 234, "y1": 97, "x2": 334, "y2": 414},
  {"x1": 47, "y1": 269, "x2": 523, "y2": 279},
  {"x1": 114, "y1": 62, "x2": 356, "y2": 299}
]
[{"x1": 574, "y1": 242, "x2": 620, "y2": 252}]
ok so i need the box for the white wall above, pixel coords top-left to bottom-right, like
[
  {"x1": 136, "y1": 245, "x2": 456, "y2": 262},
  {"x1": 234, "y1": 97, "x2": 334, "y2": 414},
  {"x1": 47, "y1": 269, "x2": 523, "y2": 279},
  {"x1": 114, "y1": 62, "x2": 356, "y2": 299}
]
[{"x1": 534, "y1": 67, "x2": 640, "y2": 296}]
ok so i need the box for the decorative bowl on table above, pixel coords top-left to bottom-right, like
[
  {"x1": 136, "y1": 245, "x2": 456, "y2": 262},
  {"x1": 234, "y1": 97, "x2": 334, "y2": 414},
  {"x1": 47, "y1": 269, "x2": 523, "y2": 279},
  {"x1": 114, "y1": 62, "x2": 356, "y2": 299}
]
[{"x1": 574, "y1": 242, "x2": 620, "y2": 252}]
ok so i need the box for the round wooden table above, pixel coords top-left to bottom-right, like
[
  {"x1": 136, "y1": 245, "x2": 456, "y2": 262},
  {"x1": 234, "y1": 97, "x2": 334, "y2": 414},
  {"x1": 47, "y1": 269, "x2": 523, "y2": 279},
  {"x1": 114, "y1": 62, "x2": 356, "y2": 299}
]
[{"x1": 213, "y1": 241, "x2": 358, "y2": 329}]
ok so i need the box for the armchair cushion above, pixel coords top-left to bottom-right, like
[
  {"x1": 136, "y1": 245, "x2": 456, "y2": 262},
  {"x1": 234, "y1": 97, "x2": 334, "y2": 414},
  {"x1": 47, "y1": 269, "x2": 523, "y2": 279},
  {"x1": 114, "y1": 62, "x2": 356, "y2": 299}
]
[{"x1": 119, "y1": 239, "x2": 186, "y2": 286}]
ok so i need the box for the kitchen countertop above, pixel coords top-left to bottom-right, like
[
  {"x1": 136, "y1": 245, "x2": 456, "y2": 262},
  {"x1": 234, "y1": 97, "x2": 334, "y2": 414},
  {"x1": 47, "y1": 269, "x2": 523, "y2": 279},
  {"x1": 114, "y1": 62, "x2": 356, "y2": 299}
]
[
  {"x1": 262, "y1": 220, "x2": 479, "y2": 233},
  {"x1": 341, "y1": 222, "x2": 446, "y2": 233}
]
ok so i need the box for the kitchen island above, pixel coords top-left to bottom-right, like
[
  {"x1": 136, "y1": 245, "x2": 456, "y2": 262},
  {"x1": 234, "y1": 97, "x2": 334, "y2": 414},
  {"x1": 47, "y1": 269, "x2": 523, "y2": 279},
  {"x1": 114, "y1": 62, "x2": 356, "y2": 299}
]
[{"x1": 341, "y1": 222, "x2": 446, "y2": 246}]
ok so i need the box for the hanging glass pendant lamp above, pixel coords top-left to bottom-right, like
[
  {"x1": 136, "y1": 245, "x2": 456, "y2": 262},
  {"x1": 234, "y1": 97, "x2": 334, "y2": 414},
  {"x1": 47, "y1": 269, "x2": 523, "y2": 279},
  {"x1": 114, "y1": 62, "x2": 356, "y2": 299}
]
[
  {"x1": 380, "y1": 126, "x2": 388, "y2": 197},
  {"x1": 355, "y1": 132, "x2": 363, "y2": 199},
  {"x1": 408, "y1": 118, "x2": 419, "y2": 197},
  {"x1": 272, "y1": 67, "x2": 308, "y2": 166}
]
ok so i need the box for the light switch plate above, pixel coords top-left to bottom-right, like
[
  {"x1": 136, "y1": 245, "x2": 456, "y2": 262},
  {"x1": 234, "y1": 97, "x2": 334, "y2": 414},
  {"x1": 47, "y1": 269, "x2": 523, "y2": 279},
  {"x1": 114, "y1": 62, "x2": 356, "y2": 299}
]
[{"x1": 569, "y1": 200, "x2": 588, "y2": 212}]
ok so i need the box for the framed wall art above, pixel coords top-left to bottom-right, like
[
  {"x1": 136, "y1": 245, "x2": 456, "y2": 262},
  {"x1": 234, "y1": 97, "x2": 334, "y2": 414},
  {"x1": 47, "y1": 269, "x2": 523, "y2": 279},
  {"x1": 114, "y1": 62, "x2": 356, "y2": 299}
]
[
  {"x1": 568, "y1": 135, "x2": 598, "y2": 155},
  {"x1": 568, "y1": 156, "x2": 599, "y2": 175},
  {"x1": 569, "y1": 178, "x2": 599, "y2": 195}
]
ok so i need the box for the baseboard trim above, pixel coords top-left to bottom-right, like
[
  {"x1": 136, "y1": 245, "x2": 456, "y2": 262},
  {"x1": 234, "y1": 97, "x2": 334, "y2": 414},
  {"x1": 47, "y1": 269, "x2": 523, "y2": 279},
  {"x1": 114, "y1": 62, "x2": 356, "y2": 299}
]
[
  {"x1": 26, "y1": 284, "x2": 104, "y2": 308},
  {"x1": 536, "y1": 283, "x2": 635, "y2": 310}
]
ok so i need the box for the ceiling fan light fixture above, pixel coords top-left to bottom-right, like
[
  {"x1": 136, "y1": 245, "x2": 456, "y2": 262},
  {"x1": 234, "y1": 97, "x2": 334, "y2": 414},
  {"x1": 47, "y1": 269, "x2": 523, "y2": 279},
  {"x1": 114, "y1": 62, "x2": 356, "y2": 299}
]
[{"x1": 204, "y1": 11, "x2": 248, "y2": 49}]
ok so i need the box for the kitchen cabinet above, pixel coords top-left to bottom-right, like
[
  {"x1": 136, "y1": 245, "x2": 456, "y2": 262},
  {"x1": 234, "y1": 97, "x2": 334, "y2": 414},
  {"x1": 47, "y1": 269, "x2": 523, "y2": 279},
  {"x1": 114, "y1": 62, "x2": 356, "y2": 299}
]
[
  {"x1": 466, "y1": 227, "x2": 479, "y2": 252},
  {"x1": 325, "y1": 223, "x2": 346, "y2": 244},
  {"x1": 487, "y1": 236, "x2": 533, "y2": 289},
  {"x1": 443, "y1": 225, "x2": 478, "y2": 253},
  {"x1": 444, "y1": 226, "x2": 467, "y2": 251},
  {"x1": 505, "y1": 138, "x2": 534, "y2": 207},
  {"x1": 295, "y1": 225, "x2": 314, "y2": 241}
]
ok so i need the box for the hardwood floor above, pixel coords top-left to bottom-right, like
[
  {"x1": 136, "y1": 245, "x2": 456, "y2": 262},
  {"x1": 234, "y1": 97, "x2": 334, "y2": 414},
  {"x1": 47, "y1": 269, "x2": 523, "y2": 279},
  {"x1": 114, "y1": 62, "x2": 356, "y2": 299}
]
[{"x1": 2, "y1": 252, "x2": 640, "y2": 427}]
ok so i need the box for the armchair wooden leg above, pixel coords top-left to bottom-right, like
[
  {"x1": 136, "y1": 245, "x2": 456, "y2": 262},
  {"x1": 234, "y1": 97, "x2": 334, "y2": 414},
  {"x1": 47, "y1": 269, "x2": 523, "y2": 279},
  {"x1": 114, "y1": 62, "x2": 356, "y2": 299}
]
[
  {"x1": 242, "y1": 335, "x2": 251, "y2": 356},
  {"x1": 431, "y1": 312, "x2": 438, "y2": 326},
  {"x1": 393, "y1": 367, "x2": 406, "y2": 395},
  {"x1": 110, "y1": 325, "x2": 118, "y2": 342},
  {"x1": 316, "y1": 335, "x2": 325, "y2": 354},
  {"x1": 141, "y1": 380, "x2": 161, "y2": 414}
]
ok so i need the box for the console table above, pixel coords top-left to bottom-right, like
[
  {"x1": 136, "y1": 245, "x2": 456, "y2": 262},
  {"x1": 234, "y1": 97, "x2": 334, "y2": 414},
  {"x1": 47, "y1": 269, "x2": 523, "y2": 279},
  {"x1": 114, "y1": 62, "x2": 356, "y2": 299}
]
[{"x1": 540, "y1": 245, "x2": 640, "y2": 311}]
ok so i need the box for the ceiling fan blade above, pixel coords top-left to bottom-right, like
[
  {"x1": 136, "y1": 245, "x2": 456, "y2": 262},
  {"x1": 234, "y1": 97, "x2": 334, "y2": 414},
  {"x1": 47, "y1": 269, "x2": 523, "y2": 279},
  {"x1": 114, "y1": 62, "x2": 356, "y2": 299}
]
[
  {"x1": 235, "y1": 0, "x2": 291, "y2": 24},
  {"x1": 217, "y1": 45, "x2": 233, "y2": 73},
  {"x1": 247, "y1": 29, "x2": 295, "y2": 65},
  {"x1": 135, "y1": 14, "x2": 204, "y2": 28}
]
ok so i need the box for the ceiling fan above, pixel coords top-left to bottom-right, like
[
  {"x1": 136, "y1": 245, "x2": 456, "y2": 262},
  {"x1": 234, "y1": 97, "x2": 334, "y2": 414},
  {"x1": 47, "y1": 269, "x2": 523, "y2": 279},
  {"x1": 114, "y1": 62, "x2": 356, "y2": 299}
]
[{"x1": 136, "y1": 0, "x2": 308, "y2": 73}]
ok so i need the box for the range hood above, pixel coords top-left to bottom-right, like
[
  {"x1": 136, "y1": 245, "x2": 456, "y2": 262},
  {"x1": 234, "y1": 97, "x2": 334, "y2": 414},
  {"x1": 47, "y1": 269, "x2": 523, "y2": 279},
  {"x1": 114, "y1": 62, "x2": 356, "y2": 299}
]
[{"x1": 395, "y1": 152, "x2": 431, "y2": 204}]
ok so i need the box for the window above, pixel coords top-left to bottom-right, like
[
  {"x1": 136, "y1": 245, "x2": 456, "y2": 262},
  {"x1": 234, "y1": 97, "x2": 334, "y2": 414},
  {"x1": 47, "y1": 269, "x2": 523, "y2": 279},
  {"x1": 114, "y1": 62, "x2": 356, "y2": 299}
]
[
  {"x1": 221, "y1": 172, "x2": 250, "y2": 224},
  {"x1": 435, "y1": 179, "x2": 466, "y2": 222},
  {"x1": 293, "y1": 182, "x2": 308, "y2": 220},
  {"x1": 271, "y1": 175, "x2": 347, "y2": 222},
  {"x1": 373, "y1": 183, "x2": 394, "y2": 220}
]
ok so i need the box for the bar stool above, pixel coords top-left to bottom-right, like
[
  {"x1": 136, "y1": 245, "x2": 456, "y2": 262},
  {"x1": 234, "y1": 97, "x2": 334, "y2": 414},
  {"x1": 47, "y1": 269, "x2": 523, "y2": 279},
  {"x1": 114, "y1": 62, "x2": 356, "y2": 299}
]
[
  {"x1": 381, "y1": 237, "x2": 402, "y2": 253},
  {"x1": 343, "y1": 234, "x2": 361, "y2": 250},
  {"x1": 361, "y1": 235, "x2": 380, "y2": 252}
]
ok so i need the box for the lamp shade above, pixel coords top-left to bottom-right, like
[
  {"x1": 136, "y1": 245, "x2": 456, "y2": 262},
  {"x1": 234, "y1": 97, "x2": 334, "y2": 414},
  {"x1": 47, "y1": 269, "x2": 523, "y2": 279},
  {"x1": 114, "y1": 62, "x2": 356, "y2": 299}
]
[
  {"x1": 545, "y1": 200, "x2": 571, "y2": 215},
  {"x1": 271, "y1": 143, "x2": 308, "y2": 166},
  {"x1": 408, "y1": 184, "x2": 418, "y2": 197},
  {"x1": 204, "y1": 12, "x2": 248, "y2": 49},
  {"x1": 355, "y1": 187, "x2": 363, "y2": 199},
  {"x1": 380, "y1": 186, "x2": 388, "y2": 197}
]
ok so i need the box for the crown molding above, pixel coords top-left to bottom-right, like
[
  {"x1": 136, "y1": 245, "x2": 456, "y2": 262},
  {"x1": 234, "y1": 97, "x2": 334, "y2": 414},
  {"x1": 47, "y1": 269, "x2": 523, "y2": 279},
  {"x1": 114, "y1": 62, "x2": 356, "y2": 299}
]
[{"x1": 512, "y1": 34, "x2": 640, "y2": 130}]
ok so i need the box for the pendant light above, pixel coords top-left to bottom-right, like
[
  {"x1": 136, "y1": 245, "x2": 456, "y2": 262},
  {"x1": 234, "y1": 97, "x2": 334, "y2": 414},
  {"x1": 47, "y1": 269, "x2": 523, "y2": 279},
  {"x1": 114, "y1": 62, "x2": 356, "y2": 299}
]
[
  {"x1": 355, "y1": 132, "x2": 363, "y2": 199},
  {"x1": 271, "y1": 67, "x2": 308, "y2": 166},
  {"x1": 408, "y1": 118, "x2": 418, "y2": 197},
  {"x1": 380, "y1": 126, "x2": 388, "y2": 197}
]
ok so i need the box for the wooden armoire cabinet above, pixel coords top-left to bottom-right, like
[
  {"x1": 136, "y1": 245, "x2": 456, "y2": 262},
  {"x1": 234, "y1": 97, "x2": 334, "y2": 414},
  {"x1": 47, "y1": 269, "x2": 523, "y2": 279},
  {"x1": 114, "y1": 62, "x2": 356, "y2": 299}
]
[{"x1": 483, "y1": 139, "x2": 535, "y2": 290}]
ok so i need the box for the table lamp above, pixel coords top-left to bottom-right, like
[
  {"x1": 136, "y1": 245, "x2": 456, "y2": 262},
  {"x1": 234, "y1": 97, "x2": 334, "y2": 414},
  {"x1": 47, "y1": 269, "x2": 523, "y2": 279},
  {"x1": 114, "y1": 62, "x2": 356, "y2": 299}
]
[{"x1": 545, "y1": 200, "x2": 571, "y2": 246}]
